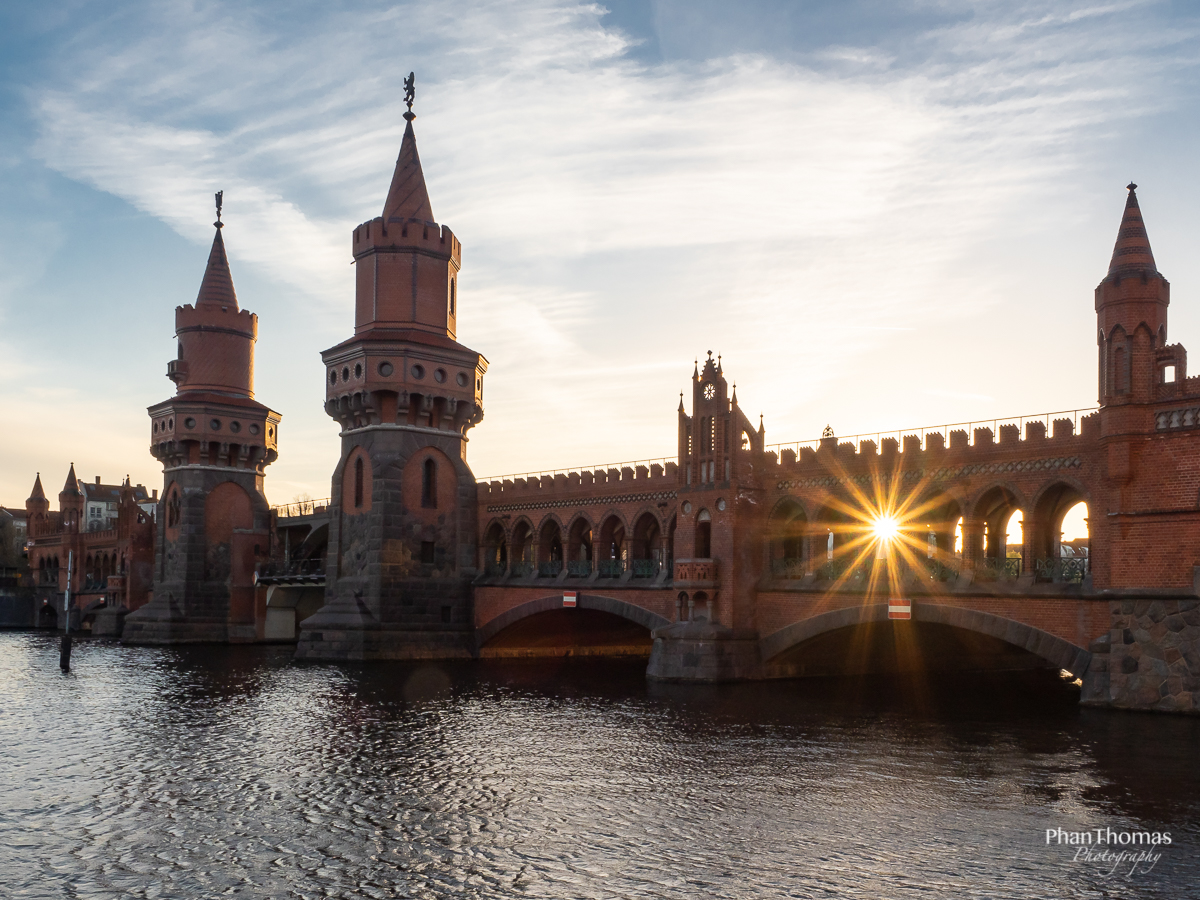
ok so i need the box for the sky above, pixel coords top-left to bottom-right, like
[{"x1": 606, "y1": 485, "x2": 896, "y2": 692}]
[{"x1": 2, "y1": 1, "x2": 1199, "y2": 536}]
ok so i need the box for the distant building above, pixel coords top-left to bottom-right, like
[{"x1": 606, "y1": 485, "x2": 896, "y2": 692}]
[{"x1": 23, "y1": 467, "x2": 156, "y2": 629}]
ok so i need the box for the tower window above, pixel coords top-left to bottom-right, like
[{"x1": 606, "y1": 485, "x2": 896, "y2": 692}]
[
  {"x1": 354, "y1": 457, "x2": 364, "y2": 508},
  {"x1": 421, "y1": 541, "x2": 436, "y2": 565},
  {"x1": 450, "y1": 278, "x2": 455, "y2": 315},
  {"x1": 422, "y1": 458, "x2": 437, "y2": 508}
]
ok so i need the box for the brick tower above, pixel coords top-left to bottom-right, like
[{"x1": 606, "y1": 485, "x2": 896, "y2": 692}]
[
  {"x1": 123, "y1": 194, "x2": 281, "y2": 644},
  {"x1": 1093, "y1": 183, "x2": 1200, "y2": 590},
  {"x1": 296, "y1": 85, "x2": 488, "y2": 660},
  {"x1": 647, "y1": 352, "x2": 766, "y2": 680}
]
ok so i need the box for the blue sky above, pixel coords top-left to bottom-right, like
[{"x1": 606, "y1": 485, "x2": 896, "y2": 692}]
[{"x1": 2, "y1": 1, "x2": 1199, "y2": 507}]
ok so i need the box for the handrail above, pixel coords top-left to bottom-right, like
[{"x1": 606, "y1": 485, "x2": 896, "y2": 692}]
[
  {"x1": 477, "y1": 456, "x2": 675, "y2": 484},
  {"x1": 765, "y1": 406, "x2": 1100, "y2": 457},
  {"x1": 271, "y1": 498, "x2": 332, "y2": 518}
]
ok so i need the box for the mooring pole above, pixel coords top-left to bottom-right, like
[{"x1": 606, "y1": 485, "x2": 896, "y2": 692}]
[{"x1": 60, "y1": 549, "x2": 73, "y2": 672}]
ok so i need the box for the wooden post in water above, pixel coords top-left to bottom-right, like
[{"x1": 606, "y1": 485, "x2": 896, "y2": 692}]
[{"x1": 60, "y1": 550, "x2": 72, "y2": 672}]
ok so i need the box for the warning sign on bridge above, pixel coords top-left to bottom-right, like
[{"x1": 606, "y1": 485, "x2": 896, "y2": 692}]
[
  {"x1": 563, "y1": 590, "x2": 577, "y2": 608},
  {"x1": 888, "y1": 599, "x2": 911, "y2": 620}
]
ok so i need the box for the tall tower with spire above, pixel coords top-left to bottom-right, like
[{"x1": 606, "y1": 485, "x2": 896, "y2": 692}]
[
  {"x1": 297, "y1": 77, "x2": 488, "y2": 660},
  {"x1": 1096, "y1": 183, "x2": 1172, "y2": 405},
  {"x1": 124, "y1": 194, "x2": 282, "y2": 644},
  {"x1": 25, "y1": 474, "x2": 49, "y2": 536}
]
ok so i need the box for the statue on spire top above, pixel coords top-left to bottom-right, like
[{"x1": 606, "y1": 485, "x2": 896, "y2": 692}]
[{"x1": 404, "y1": 72, "x2": 416, "y2": 121}]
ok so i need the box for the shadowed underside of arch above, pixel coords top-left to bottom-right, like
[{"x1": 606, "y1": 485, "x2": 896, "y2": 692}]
[
  {"x1": 760, "y1": 603, "x2": 1092, "y2": 676},
  {"x1": 476, "y1": 594, "x2": 671, "y2": 652}
]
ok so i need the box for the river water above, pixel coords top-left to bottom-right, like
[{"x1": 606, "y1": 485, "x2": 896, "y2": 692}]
[{"x1": 2, "y1": 631, "x2": 1198, "y2": 899}]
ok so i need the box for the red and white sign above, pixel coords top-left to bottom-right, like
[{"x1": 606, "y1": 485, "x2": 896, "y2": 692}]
[
  {"x1": 888, "y1": 599, "x2": 911, "y2": 620},
  {"x1": 563, "y1": 590, "x2": 577, "y2": 608}
]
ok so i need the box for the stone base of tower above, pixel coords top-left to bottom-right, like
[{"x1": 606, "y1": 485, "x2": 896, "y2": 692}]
[
  {"x1": 294, "y1": 605, "x2": 474, "y2": 661},
  {"x1": 1079, "y1": 597, "x2": 1200, "y2": 714},
  {"x1": 646, "y1": 621, "x2": 763, "y2": 682},
  {"x1": 122, "y1": 595, "x2": 257, "y2": 645}
]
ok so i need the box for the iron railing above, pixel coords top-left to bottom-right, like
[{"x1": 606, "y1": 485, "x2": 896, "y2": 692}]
[
  {"x1": 257, "y1": 558, "x2": 326, "y2": 582},
  {"x1": 771, "y1": 558, "x2": 806, "y2": 579},
  {"x1": 510, "y1": 561, "x2": 534, "y2": 577},
  {"x1": 272, "y1": 498, "x2": 331, "y2": 518},
  {"x1": 631, "y1": 560, "x2": 660, "y2": 578},
  {"x1": 567, "y1": 560, "x2": 592, "y2": 577},
  {"x1": 974, "y1": 558, "x2": 1023, "y2": 582},
  {"x1": 538, "y1": 560, "x2": 563, "y2": 577},
  {"x1": 597, "y1": 560, "x2": 625, "y2": 577},
  {"x1": 1035, "y1": 557, "x2": 1089, "y2": 584}
]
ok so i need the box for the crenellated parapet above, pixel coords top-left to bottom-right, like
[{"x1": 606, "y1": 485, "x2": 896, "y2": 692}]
[
  {"x1": 480, "y1": 461, "x2": 679, "y2": 510},
  {"x1": 352, "y1": 216, "x2": 460, "y2": 265}
]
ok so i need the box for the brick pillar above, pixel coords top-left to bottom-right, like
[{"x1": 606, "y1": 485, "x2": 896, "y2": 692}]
[{"x1": 961, "y1": 517, "x2": 983, "y2": 567}]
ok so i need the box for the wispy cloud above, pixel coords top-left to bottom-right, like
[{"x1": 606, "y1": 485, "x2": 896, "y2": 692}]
[{"x1": 10, "y1": 0, "x2": 1200, "y2": 494}]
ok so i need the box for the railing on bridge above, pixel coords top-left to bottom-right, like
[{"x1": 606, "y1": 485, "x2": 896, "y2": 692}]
[
  {"x1": 765, "y1": 406, "x2": 1099, "y2": 459},
  {"x1": 567, "y1": 560, "x2": 592, "y2": 577},
  {"x1": 272, "y1": 498, "x2": 331, "y2": 519},
  {"x1": 1035, "y1": 557, "x2": 1089, "y2": 584}
]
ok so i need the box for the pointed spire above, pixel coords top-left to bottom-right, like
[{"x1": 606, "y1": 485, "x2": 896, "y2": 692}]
[
  {"x1": 1107, "y1": 182, "x2": 1158, "y2": 279},
  {"x1": 28, "y1": 473, "x2": 45, "y2": 501},
  {"x1": 693, "y1": 359, "x2": 699, "y2": 379},
  {"x1": 717, "y1": 354, "x2": 722, "y2": 375},
  {"x1": 61, "y1": 463, "x2": 82, "y2": 497},
  {"x1": 758, "y1": 414, "x2": 765, "y2": 435},
  {"x1": 731, "y1": 382, "x2": 737, "y2": 404},
  {"x1": 678, "y1": 392, "x2": 685, "y2": 413},
  {"x1": 382, "y1": 120, "x2": 435, "y2": 224},
  {"x1": 195, "y1": 193, "x2": 239, "y2": 310}
]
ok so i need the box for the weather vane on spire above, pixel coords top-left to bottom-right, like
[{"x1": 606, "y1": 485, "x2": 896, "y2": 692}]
[
  {"x1": 403, "y1": 72, "x2": 416, "y2": 121},
  {"x1": 214, "y1": 190, "x2": 224, "y2": 229}
]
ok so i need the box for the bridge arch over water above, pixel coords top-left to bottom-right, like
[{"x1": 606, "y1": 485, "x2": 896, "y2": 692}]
[
  {"x1": 476, "y1": 593, "x2": 671, "y2": 657},
  {"x1": 760, "y1": 602, "x2": 1092, "y2": 678}
]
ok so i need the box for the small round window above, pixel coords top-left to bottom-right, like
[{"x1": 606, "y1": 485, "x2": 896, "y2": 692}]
[
  {"x1": 342, "y1": 367, "x2": 350, "y2": 382},
  {"x1": 354, "y1": 363, "x2": 362, "y2": 378},
  {"x1": 329, "y1": 369, "x2": 337, "y2": 385},
  {"x1": 703, "y1": 383, "x2": 716, "y2": 400},
  {"x1": 268, "y1": 427, "x2": 274, "y2": 438},
  {"x1": 434, "y1": 368, "x2": 446, "y2": 383},
  {"x1": 210, "y1": 419, "x2": 221, "y2": 430},
  {"x1": 168, "y1": 418, "x2": 173, "y2": 430},
  {"x1": 379, "y1": 361, "x2": 394, "y2": 377},
  {"x1": 411, "y1": 364, "x2": 425, "y2": 379},
  {"x1": 184, "y1": 417, "x2": 196, "y2": 429},
  {"x1": 230, "y1": 421, "x2": 241, "y2": 433},
  {"x1": 249, "y1": 423, "x2": 260, "y2": 435},
  {"x1": 456, "y1": 372, "x2": 468, "y2": 386}
]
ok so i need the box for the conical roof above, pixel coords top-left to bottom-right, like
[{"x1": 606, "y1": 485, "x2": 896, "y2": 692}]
[
  {"x1": 28, "y1": 473, "x2": 45, "y2": 502},
  {"x1": 61, "y1": 463, "x2": 82, "y2": 497},
  {"x1": 1107, "y1": 183, "x2": 1159, "y2": 279},
  {"x1": 382, "y1": 120, "x2": 435, "y2": 224},
  {"x1": 195, "y1": 225, "x2": 239, "y2": 309}
]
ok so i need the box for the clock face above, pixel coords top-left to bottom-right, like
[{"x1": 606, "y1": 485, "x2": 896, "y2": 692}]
[{"x1": 703, "y1": 383, "x2": 716, "y2": 400}]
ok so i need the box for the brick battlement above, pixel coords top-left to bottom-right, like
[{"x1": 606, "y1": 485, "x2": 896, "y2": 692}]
[
  {"x1": 481, "y1": 461, "x2": 679, "y2": 503},
  {"x1": 175, "y1": 303, "x2": 257, "y2": 337},
  {"x1": 767, "y1": 412, "x2": 1100, "y2": 475},
  {"x1": 352, "y1": 216, "x2": 461, "y2": 264}
]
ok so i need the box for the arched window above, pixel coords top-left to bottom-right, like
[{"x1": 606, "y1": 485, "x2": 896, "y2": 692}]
[
  {"x1": 354, "y1": 457, "x2": 364, "y2": 508},
  {"x1": 695, "y1": 509, "x2": 712, "y2": 558},
  {"x1": 449, "y1": 278, "x2": 456, "y2": 315},
  {"x1": 422, "y1": 458, "x2": 437, "y2": 508}
]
